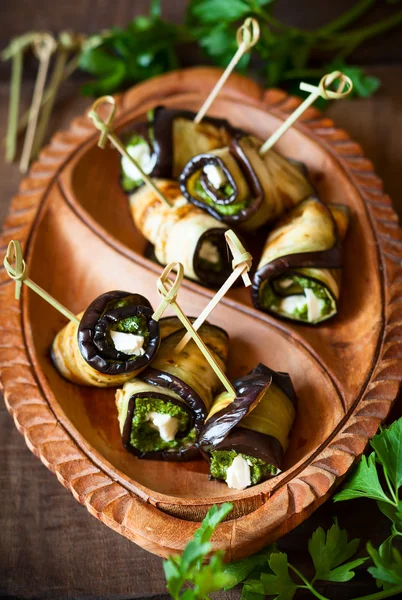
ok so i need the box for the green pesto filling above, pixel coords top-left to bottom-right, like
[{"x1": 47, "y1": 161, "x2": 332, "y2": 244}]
[
  {"x1": 103, "y1": 296, "x2": 150, "y2": 353},
  {"x1": 193, "y1": 178, "x2": 248, "y2": 216},
  {"x1": 121, "y1": 133, "x2": 154, "y2": 192},
  {"x1": 112, "y1": 315, "x2": 150, "y2": 346},
  {"x1": 210, "y1": 450, "x2": 277, "y2": 486},
  {"x1": 260, "y1": 275, "x2": 334, "y2": 323},
  {"x1": 130, "y1": 397, "x2": 196, "y2": 453}
]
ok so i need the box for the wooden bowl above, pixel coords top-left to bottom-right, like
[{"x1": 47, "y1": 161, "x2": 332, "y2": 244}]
[{"x1": 1, "y1": 67, "x2": 401, "y2": 560}]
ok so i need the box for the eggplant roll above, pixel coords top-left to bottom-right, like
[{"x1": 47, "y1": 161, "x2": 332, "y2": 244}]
[
  {"x1": 198, "y1": 364, "x2": 296, "y2": 489},
  {"x1": 179, "y1": 135, "x2": 313, "y2": 231},
  {"x1": 130, "y1": 179, "x2": 233, "y2": 287},
  {"x1": 115, "y1": 322, "x2": 229, "y2": 460},
  {"x1": 120, "y1": 106, "x2": 238, "y2": 193},
  {"x1": 251, "y1": 198, "x2": 350, "y2": 324},
  {"x1": 51, "y1": 291, "x2": 162, "y2": 387}
]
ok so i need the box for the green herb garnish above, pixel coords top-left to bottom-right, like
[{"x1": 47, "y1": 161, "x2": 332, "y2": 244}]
[
  {"x1": 163, "y1": 502, "x2": 235, "y2": 600},
  {"x1": 78, "y1": 0, "x2": 402, "y2": 99},
  {"x1": 163, "y1": 418, "x2": 402, "y2": 599}
]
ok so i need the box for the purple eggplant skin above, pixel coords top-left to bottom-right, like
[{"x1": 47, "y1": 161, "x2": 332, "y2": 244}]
[
  {"x1": 193, "y1": 227, "x2": 234, "y2": 287},
  {"x1": 140, "y1": 367, "x2": 208, "y2": 434},
  {"x1": 209, "y1": 428, "x2": 283, "y2": 471},
  {"x1": 78, "y1": 291, "x2": 160, "y2": 375},
  {"x1": 179, "y1": 136, "x2": 264, "y2": 226},
  {"x1": 120, "y1": 321, "x2": 230, "y2": 461},
  {"x1": 198, "y1": 363, "x2": 297, "y2": 471},
  {"x1": 251, "y1": 197, "x2": 347, "y2": 323},
  {"x1": 151, "y1": 106, "x2": 241, "y2": 178},
  {"x1": 122, "y1": 390, "x2": 200, "y2": 462},
  {"x1": 120, "y1": 107, "x2": 241, "y2": 190}
]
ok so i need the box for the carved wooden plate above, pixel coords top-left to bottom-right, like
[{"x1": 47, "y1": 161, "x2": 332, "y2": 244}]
[{"x1": 1, "y1": 67, "x2": 401, "y2": 560}]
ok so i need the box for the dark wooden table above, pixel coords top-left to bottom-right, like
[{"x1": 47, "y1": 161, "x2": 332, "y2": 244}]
[{"x1": 1, "y1": 2, "x2": 402, "y2": 598}]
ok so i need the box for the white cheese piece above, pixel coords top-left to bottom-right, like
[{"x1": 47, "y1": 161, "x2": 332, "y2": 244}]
[
  {"x1": 280, "y1": 294, "x2": 307, "y2": 315},
  {"x1": 146, "y1": 412, "x2": 179, "y2": 442},
  {"x1": 110, "y1": 331, "x2": 145, "y2": 356},
  {"x1": 225, "y1": 454, "x2": 251, "y2": 490},
  {"x1": 305, "y1": 288, "x2": 324, "y2": 322},
  {"x1": 199, "y1": 240, "x2": 220, "y2": 264},
  {"x1": 203, "y1": 164, "x2": 227, "y2": 189},
  {"x1": 121, "y1": 142, "x2": 156, "y2": 181},
  {"x1": 279, "y1": 278, "x2": 294, "y2": 289}
]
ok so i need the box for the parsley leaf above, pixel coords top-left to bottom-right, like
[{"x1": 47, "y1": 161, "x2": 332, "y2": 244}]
[
  {"x1": 76, "y1": 1, "x2": 402, "y2": 99},
  {"x1": 241, "y1": 580, "x2": 266, "y2": 600},
  {"x1": 308, "y1": 519, "x2": 366, "y2": 582},
  {"x1": 334, "y1": 453, "x2": 393, "y2": 504},
  {"x1": 193, "y1": 502, "x2": 232, "y2": 545},
  {"x1": 377, "y1": 500, "x2": 402, "y2": 533},
  {"x1": 190, "y1": 0, "x2": 250, "y2": 24},
  {"x1": 199, "y1": 23, "x2": 251, "y2": 69},
  {"x1": 259, "y1": 552, "x2": 298, "y2": 600},
  {"x1": 331, "y1": 62, "x2": 380, "y2": 98},
  {"x1": 367, "y1": 541, "x2": 402, "y2": 587},
  {"x1": 371, "y1": 419, "x2": 402, "y2": 491},
  {"x1": 222, "y1": 547, "x2": 274, "y2": 590},
  {"x1": 163, "y1": 502, "x2": 234, "y2": 600},
  {"x1": 79, "y1": 15, "x2": 187, "y2": 96}
]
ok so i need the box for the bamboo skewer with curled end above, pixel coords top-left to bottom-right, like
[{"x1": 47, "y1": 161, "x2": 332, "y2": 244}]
[
  {"x1": 88, "y1": 97, "x2": 248, "y2": 288},
  {"x1": 102, "y1": 18, "x2": 259, "y2": 196},
  {"x1": 115, "y1": 263, "x2": 233, "y2": 461},
  {"x1": 1, "y1": 32, "x2": 39, "y2": 164},
  {"x1": 3, "y1": 240, "x2": 194, "y2": 388},
  {"x1": 19, "y1": 33, "x2": 57, "y2": 174},
  {"x1": 53, "y1": 261, "x2": 234, "y2": 389},
  {"x1": 181, "y1": 71, "x2": 352, "y2": 232},
  {"x1": 193, "y1": 17, "x2": 260, "y2": 124},
  {"x1": 259, "y1": 70, "x2": 353, "y2": 155},
  {"x1": 175, "y1": 230, "x2": 252, "y2": 353}
]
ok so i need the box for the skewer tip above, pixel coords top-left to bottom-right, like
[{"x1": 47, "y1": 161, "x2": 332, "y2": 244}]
[{"x1": 87, "y1": 95, "x2": 117, "y2": 148}]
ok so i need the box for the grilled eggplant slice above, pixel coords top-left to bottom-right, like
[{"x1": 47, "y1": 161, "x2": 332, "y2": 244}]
[
  {"x1": 251, "y1": 198, "x2": 350, "y2": 324},
  {"x1": 120, "y1": 107, "x2": 239, "y2": 193},
  {"x1": 198, "y1": 364, "x2": 296, "y2": 489},
  {"x1": 130, "y1": 179, "x2": 233, "y2": 287},
  {"x1": 52, "y1": 291, "x2": 161, "y2": 387},
  {"x1": 116, "y1": 323, "x2": 229, "y2": 460},
  {"x1": 179, "y1": 135, "x2": 313, "y2": 231}
]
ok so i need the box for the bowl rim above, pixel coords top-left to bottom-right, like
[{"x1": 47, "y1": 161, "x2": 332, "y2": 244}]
[{"x1": 1, "y1": 66, "x2": 400, "y2": 560}]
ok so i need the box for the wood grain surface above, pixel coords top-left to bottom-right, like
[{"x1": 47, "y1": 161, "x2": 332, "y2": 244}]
[{"x1": 0, "y1": 34, "x2": 401, "y2": 600}]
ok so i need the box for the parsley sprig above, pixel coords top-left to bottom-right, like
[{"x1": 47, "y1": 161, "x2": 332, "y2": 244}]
[
  {"x1": 163, "y1": 418, "x2": 402, "y2": 600},
  {"x1": 78, "y1": 0, "x2": 402, "y2": 98},
  {"x1": 163, "y1": 502, "x2": 235, "y2": 600}
]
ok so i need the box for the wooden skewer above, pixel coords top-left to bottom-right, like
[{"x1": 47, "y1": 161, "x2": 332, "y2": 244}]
[
  {"x1": 175, "y1": 230, "x2": 252, "y2": 353},
  {"x1": 4, "y1": 240, "x2": 80, "y2": 324},
  {"x1": 193, "y1": 17, "x2": 260, "y2": 124},
  {"x1": 152, "y1": 262, "x2": 236, "y2": 397},
  {"x1": 88, "y1": 96, "x2": 171, "y2": 208},
  {"x1": 19, "y1": 33, "x2": 57, "y2": 173},
  {"x1": 1, "y1": 33, "x2": 38, "y2": 163},
  {"x1": 17, "y1": 50, "x2": 82, "y2": 135},
  {"x1": 259, "y1": 70, "x2": 353, "y2": 155}
]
